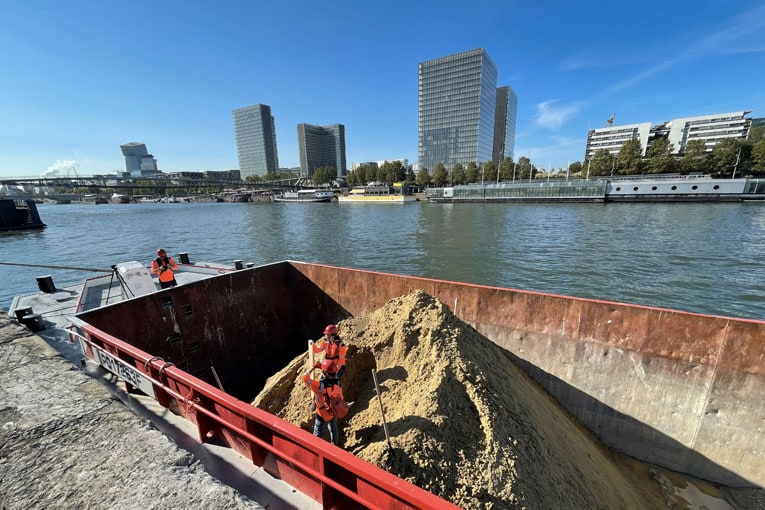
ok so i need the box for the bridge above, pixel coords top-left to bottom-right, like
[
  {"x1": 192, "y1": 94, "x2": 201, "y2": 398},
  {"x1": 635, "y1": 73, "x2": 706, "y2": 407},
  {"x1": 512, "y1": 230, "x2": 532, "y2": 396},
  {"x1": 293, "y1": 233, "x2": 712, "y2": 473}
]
[{"x1": 0, "y1": 176, "x2": 313, "y2": 201}]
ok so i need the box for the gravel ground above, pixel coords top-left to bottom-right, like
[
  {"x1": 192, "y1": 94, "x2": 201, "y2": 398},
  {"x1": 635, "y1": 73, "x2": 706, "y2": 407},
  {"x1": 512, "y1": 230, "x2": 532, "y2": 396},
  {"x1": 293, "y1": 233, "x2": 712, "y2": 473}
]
[{"x1": 0, "y1": 315, "x2": 263, "y2": 510}]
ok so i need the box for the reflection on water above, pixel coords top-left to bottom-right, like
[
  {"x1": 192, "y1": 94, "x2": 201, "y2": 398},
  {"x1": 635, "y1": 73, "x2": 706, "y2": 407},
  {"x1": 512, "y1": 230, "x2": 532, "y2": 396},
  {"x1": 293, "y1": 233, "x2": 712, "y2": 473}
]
[{"x1": 2, "y1": 201, "x2": 764, "y2": 320}]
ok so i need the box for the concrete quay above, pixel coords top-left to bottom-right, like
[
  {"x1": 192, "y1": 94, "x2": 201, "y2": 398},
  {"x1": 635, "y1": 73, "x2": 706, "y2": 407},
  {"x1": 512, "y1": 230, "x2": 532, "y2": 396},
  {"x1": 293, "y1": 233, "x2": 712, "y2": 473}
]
[{"x1": 0, "y1": 311, "x2": 314, "y2": 510}]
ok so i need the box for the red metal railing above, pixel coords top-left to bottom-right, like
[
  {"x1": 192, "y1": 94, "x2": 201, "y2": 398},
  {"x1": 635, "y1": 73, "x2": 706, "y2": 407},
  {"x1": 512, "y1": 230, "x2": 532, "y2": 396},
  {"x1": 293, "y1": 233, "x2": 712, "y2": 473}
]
[{"x1": 68, "y1": 318, "x2": 460, "y2": 510}]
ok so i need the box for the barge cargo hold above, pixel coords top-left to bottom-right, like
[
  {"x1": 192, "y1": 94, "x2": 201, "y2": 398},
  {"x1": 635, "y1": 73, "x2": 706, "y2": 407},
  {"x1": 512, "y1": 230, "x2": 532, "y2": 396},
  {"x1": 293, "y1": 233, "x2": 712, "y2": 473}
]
[{"x1": 61, "y1": 262, "x2": 763, "y2": 490}]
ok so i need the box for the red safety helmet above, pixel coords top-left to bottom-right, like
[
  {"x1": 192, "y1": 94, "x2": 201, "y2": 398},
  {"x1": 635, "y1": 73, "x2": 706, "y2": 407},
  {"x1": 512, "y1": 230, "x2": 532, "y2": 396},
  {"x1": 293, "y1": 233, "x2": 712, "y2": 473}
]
[
  {"x1": 321, "y1": 359, "x2": 336, "y2": 373},
  {"x1": 157, "y1": 248, "x2": 167, "y2": 256},
  {"x1": 323, "y1": 324, "x2": 338, "y2": 335}
]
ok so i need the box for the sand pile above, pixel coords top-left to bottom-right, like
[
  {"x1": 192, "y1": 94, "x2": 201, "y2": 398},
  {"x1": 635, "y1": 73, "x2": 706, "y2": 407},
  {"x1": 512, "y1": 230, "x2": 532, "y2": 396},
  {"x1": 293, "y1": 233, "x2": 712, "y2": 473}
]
[{"x1": 253, "y1": 290, "x2": 667, "y2": 509}]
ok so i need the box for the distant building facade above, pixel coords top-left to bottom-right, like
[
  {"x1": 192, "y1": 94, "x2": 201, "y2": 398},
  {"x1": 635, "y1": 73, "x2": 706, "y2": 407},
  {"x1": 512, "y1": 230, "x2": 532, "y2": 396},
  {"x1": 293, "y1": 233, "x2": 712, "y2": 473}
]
[
  {"x1": 585, "y1": 123, "x2": 652, "y2": 159},
  {"x1": 585, "y1": 111, "x2": 753, "y2": 160},
  {"x1": 233, "y1": 104, "x2": 279, "y2": 179},
  {"x1": 297, "y1": 123, "x2": 346, "y2": 178},
  {"x1": 418, "y1": 48, "x2": 517, "y2": 171},
  {"x1": 120, "y1": 142, "x2": 159, "y2": 175},
  {"x1": 493, "y1": 85, "x2": 518, "y2": 167}
]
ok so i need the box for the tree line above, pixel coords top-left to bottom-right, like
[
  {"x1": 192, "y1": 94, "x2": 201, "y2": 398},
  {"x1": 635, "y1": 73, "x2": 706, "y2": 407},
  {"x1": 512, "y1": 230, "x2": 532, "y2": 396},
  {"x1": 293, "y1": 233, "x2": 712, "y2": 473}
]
[
  {"x1": 583, "y1": 126, "x2": 765, "y2": 178},
  {"x1": 244, "y1": 126, "x2": 765, "y2": 188}
]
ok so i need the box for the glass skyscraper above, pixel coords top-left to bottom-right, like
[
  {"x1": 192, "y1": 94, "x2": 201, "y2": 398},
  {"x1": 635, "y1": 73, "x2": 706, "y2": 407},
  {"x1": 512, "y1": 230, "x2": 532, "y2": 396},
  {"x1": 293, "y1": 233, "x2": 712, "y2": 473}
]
[
  {"x1": 233, "y1": 104, "x2": 279, "y2": 179},
  {"x1": 493, "y1": 85, "x2": 518, "y2": 168},
  {"x1": 418, "y1": 48, "x2": 516, "y2": 172},
  {"x1": 297, "y1": 123, "x2": 346, "y2": 178}
]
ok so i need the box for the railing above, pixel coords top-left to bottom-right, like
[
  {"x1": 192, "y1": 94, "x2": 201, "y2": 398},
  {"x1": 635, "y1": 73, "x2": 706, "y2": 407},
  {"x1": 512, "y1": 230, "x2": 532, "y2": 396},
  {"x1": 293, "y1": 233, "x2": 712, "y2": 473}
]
[{"x1": 67, "y1": 318, "x2": 460, "y2": 510}]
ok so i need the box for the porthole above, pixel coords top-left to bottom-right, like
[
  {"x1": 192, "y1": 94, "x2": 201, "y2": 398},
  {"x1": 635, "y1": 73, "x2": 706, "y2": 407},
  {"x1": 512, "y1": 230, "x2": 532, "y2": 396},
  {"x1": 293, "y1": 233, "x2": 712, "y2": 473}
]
[
  {"x1": 651, "y1": 186, "x2": 657, "y2": 191},
  {"x1": 633, "y1": 186, "x2": 639, "y2": 191},
  {"x1": 691, "y1": 185, "x2": 698, "y2": 190},
  {"x1": 713, "y1": 185, "x2": 720, "y2": 190},
  {"x1": 671, "y1": 185, "x2": 677, "y2": 190},
  {"x1": 615, "y1": 186, "x2": 621, "y2": 191}
]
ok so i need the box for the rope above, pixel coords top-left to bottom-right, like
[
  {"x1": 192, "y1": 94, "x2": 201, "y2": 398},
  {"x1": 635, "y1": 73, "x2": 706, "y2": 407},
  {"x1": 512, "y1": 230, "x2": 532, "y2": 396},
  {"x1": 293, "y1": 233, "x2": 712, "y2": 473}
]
[{"x1": 0, "y1": 262, "x2": 112, "y2": 273}]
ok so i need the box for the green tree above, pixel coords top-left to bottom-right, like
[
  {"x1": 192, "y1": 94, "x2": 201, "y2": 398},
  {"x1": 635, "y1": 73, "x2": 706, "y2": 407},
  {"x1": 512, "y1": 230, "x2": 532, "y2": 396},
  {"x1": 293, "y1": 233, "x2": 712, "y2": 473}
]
[
  {"x1": 516, "y1": 157, "x2": 533, "y2": 180},
  {"x1": 416, "y1": 167, "x2": 431, "y2": 187},
  {"x1": 483, "y1": 161, "x2": 497, "y2": 182},
  {"x1": 450, "y1": 164, "x2": 466, "y2": 185},
  {"x1": 645, "y1": 138, "x2": 676, "y2": 174},
  {"x1": 748, "y1": 124, "x2": 765, "y2": 142},
  {"x1": 346, "y1": 168, "x2": 361, "y2": 186},
  {"x1": 312, "y1": 166, "x2": 336, "y2": 186},
  {"x1": 568, "y1": 161, "x2": 583, "y2": 177},
  {"x1": 466, "y1": 162, "x2": 479, "y2": 183},
  {"x1": 499, "y1": 158, "x2": 514, "y2": 181},
  {"x1": 405, "y1": 168, "x2": 416, "y2": 184},
  {"x1": 680, "y1": 139, "x2": 710, "y2": 175},
  {"x1": 710, "y1": 138, "x2": 741, "y2": 177},
  {"x1": 431, "y1": 163, "x2": 448, "y2": 186},
  {"x1": 589, "y1": 149, "x2": 613, "y2": 177},
  {"x1": 615, "y1": 138, "x2": 643, "y2": 175},
  {"x1": 751, "y1": 139, "x2": 765, "y2": 176}
]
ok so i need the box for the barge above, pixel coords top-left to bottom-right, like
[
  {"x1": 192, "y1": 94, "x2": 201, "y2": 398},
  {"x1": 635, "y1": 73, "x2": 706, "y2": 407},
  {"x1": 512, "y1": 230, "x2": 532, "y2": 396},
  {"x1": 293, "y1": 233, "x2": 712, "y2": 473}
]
[
  {"x1": 427, "y1": 175, "x2": 765, "y2": 203},
  {"x1": 8, "y1": 259, "x2": 765, "y2": 507},
  {"x1": 0, "y1": 198, "x2": 47, "y2": 231}
]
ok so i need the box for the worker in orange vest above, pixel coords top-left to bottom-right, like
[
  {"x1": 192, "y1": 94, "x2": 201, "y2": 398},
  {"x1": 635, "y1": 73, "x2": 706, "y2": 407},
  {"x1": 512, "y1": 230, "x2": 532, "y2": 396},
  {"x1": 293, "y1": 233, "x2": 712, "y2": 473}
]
[
  {"x1": 312, "y1": 324, "x2": 346, "y2": 381},
  {"x1": 303, "y1": 359, "x2": 345, "y2": 445},
  {"x1": 151, "y1": 248, "x2": 178, "y2": 289}
]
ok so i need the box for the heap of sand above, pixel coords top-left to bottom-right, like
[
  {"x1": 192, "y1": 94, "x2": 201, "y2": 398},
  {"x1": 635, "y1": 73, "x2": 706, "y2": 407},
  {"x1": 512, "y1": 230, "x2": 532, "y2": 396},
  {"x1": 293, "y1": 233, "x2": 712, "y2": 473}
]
[{"x1": 253, "y1": 290, "x2": 669, "y2": 509}]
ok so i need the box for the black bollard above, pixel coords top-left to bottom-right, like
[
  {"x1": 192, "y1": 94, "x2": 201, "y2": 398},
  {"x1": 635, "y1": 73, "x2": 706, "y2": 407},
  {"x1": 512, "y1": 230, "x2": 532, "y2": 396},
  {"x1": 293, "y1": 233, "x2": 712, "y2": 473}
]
[
  {"x1": 14, "y1": 307, "x2": 33, "y2": 322},
  {"x1": 36, "y1": 275, "x2": 56, "y2": 293},
  {"x1": 234, "y1": 260, "x2": 244, "y2": 270},
  {"x1": 178, "y1": 252, "x2": 190, "y2": 264},
  {"x1": 22, "y1": 313, "x2": 45, "y2": 332}
]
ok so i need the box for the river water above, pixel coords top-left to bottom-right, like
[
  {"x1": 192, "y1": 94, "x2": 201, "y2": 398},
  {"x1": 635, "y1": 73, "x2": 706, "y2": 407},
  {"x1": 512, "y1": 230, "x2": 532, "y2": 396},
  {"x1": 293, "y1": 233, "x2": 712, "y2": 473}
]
[{"x1": 2, "y1": 201, "x2": 764, "y2": 320}]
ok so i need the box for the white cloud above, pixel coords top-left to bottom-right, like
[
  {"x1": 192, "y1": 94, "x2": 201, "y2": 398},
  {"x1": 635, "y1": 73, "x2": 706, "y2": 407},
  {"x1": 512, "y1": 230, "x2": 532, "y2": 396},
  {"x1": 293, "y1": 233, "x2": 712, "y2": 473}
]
[{"x1": 534, "y1": 100, "x2": 581, "y2": 130}]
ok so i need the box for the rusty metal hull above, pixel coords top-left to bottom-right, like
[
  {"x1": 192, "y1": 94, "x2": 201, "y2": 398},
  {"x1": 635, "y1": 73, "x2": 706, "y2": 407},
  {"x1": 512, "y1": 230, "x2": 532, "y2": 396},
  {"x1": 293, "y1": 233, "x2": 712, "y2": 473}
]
[{"x1": 75, "y1": 261, "x2": 765, "y2": 493}]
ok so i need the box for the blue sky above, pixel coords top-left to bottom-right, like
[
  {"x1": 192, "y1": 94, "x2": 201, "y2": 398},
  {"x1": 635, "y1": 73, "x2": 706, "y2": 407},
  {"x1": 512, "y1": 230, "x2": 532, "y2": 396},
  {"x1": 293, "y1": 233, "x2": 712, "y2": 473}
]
[{"x1": 1, "y1": 1, "x2": 764, "y2": 178}]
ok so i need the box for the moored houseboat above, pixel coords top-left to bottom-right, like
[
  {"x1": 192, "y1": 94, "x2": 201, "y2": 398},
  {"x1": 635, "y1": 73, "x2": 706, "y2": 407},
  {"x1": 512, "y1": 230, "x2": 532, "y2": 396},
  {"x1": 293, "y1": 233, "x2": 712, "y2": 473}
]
[
  {"x1": 274, "y1": 189, "x2": 334, "y2": 203},
  {"x1": 338, "y1": 184, "x2": 416, "y2": 203}
]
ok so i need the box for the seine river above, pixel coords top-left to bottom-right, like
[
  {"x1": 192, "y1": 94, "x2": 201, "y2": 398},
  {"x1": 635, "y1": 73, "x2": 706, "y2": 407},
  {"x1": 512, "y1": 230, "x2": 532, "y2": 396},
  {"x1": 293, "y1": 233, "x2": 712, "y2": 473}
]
[{"x1": 2, "y1": 200, "x2": 764, "y2": 321}]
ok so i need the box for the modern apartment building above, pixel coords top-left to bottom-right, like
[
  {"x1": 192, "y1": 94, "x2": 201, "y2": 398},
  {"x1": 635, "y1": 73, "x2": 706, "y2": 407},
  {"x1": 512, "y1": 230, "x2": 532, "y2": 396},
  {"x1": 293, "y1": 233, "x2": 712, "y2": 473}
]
[
  {"x1": 233, "y1": 104, "x2": 279, "y2": 179},
  {"x1": 120, "y1": 142, "x2": 159, "y2": 175},
  {"x1": 418, "y1": 48, "x2": 517, "y2": 171},
  {"x1": 584, "y1": 123, "x2": 652, "y2": 160},
  {"x1": 585, "y1": 111, "x2": 752, "y2": 160},
  {"x1": 297, "y1": 123, "x2": 346, "y2": 178}
]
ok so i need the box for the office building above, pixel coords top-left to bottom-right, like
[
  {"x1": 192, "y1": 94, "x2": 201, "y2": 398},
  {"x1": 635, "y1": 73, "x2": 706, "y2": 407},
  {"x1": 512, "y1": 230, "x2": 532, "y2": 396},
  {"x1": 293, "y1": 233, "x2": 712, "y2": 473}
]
[
  {"x1": 493, "y1": 85, "x2": 518, "y2": 167},
  {"x1": 297, "y1": 123, "x2": 346, "y2": 178},
  {"x1": 233, "y1": 104, "x2": 279, "y2": 179},
  {"x1": 585, "y1": 111, "x2": 752, "y2": 160},
  {"x1": 418, "y1": 48, "x2": 516, "y2": 171},
  {"x1": 120, "y1": 142, "x2": 159, "y2": 175}
]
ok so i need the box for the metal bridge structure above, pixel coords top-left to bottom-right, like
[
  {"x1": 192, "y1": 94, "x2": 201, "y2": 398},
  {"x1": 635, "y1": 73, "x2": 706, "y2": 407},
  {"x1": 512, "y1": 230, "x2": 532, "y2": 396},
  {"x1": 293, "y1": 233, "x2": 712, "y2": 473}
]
[{"x1": 0, "y1": 175, "x2": 310, "y2": 201}]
